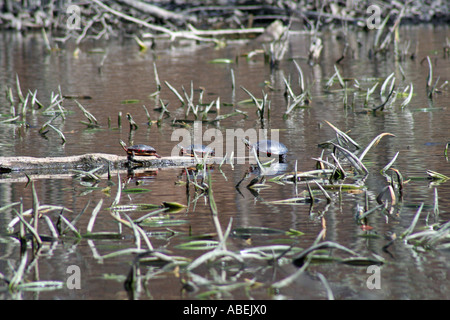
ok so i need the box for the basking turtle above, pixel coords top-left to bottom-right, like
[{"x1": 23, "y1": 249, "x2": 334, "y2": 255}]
[
  {"x1": 243, "y1": 139, "x2": 288, "y2": 162},
  {"x1": 178, "y1": 144, "x2": 215, "y2": 157},
  {"x1": 120, "y1": 140, "x2": 161, "y2": 158}
]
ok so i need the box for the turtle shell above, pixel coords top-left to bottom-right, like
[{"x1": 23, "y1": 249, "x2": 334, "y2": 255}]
[
  {"x1": 120, "y1": 140, "x2": 161, "y2": 158},
  {"x1": 252, "y1": 140, "x2": 288, "y2": 156},
  {"x1": 127, "y1": 144, "x2": 157, "y2": 155},
  {"x1": 180, "y1": 144, "x2": 215, "y2": 157}
]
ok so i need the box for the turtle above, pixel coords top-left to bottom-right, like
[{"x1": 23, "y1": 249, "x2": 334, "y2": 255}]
[
  {"x1": 243, "y1": 139, "x2": 288, "y2": 162},
  {"x1": 178, "y1": 144, "x2": 215, "y2": 157},
  {"x1": 120, "y1": 140, "x2": 161, "y2": 158}
]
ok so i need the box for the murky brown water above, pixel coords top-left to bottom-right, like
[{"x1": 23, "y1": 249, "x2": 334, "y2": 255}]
[{"x1": 0, "y1": 24, "x2": 449, "y2": 300}]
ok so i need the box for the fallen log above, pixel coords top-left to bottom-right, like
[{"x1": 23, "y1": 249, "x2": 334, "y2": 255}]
[{"x1": 0, "y1": 153, "x2": 220, "y2": 176}]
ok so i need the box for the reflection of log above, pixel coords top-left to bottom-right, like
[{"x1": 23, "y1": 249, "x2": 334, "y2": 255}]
[
  {"x1": 0, "y1": 168, "x2": 158, "y2": 183},
  {"x1": 0, "y1": 153, "x2": 216, "y2": 175}
]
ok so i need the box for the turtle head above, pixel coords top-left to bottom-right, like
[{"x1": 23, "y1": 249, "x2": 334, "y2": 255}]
[
  {"x1": 242, "y1": 138, "x2": 251, "y2": 149},
  {"x1": 176, "y1": 144, "x2": 184, "y2": 156},
  {"x1": 119, "y1": 140, "x2": 127, "y2": 151}
]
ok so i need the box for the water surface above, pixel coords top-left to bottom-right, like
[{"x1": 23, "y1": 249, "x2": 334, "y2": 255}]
[{"x1": 0, "y1": 24, "x2": 449, "y2": 300}]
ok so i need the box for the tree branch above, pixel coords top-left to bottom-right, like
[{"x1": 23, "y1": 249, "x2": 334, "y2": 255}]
[
  {"x1": 116, "y1": 0, "x2": 196, "y2": 24},
  {"x1": 91, "y1": 0, "x2": 218, "y2": 43},
  {"x1": 92, "y1": 0, "x2": 175, "y2": 36}
]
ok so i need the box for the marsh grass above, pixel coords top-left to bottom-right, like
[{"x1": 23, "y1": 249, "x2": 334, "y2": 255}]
[
  {"x1": 162, "y1": 80, "x2": 237, "y2": 123},
  {"x1": 159, "y1": 122, "x2": 403, "y2": 296},
  {"x1": 1, "y1": 76, "x2": 102, "y2": 144},
  {"x1": 264, "y1": 25, "x2": 289, "y2": 69},
  {"x1": 283, "y1": 61, "x2": 312, "y2": 116},
  {"x1": 240, "y1": 86, "x2": 268, "y2": 121},
  {"x1": 75, "y1": 100, "x2": 99, "y2": 128},
  {"x1": 1, "y1": 112, "x2": 446, "y2": 299},
  {"x1": 0, "y1": 184, "x2": 71, "y2": 294},
  {"x1": 324, "y1": 68, "x2": 418, "y2": 113}
]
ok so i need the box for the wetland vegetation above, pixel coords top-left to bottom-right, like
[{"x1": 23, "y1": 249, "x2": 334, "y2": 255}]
[{"x1": 0, "y1": 0, "x2": 449, "y2": 300}]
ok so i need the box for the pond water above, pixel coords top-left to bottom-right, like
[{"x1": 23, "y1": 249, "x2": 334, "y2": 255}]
[{"x1": 0, "y1": 24, "x2": 449, "y2": 300}]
